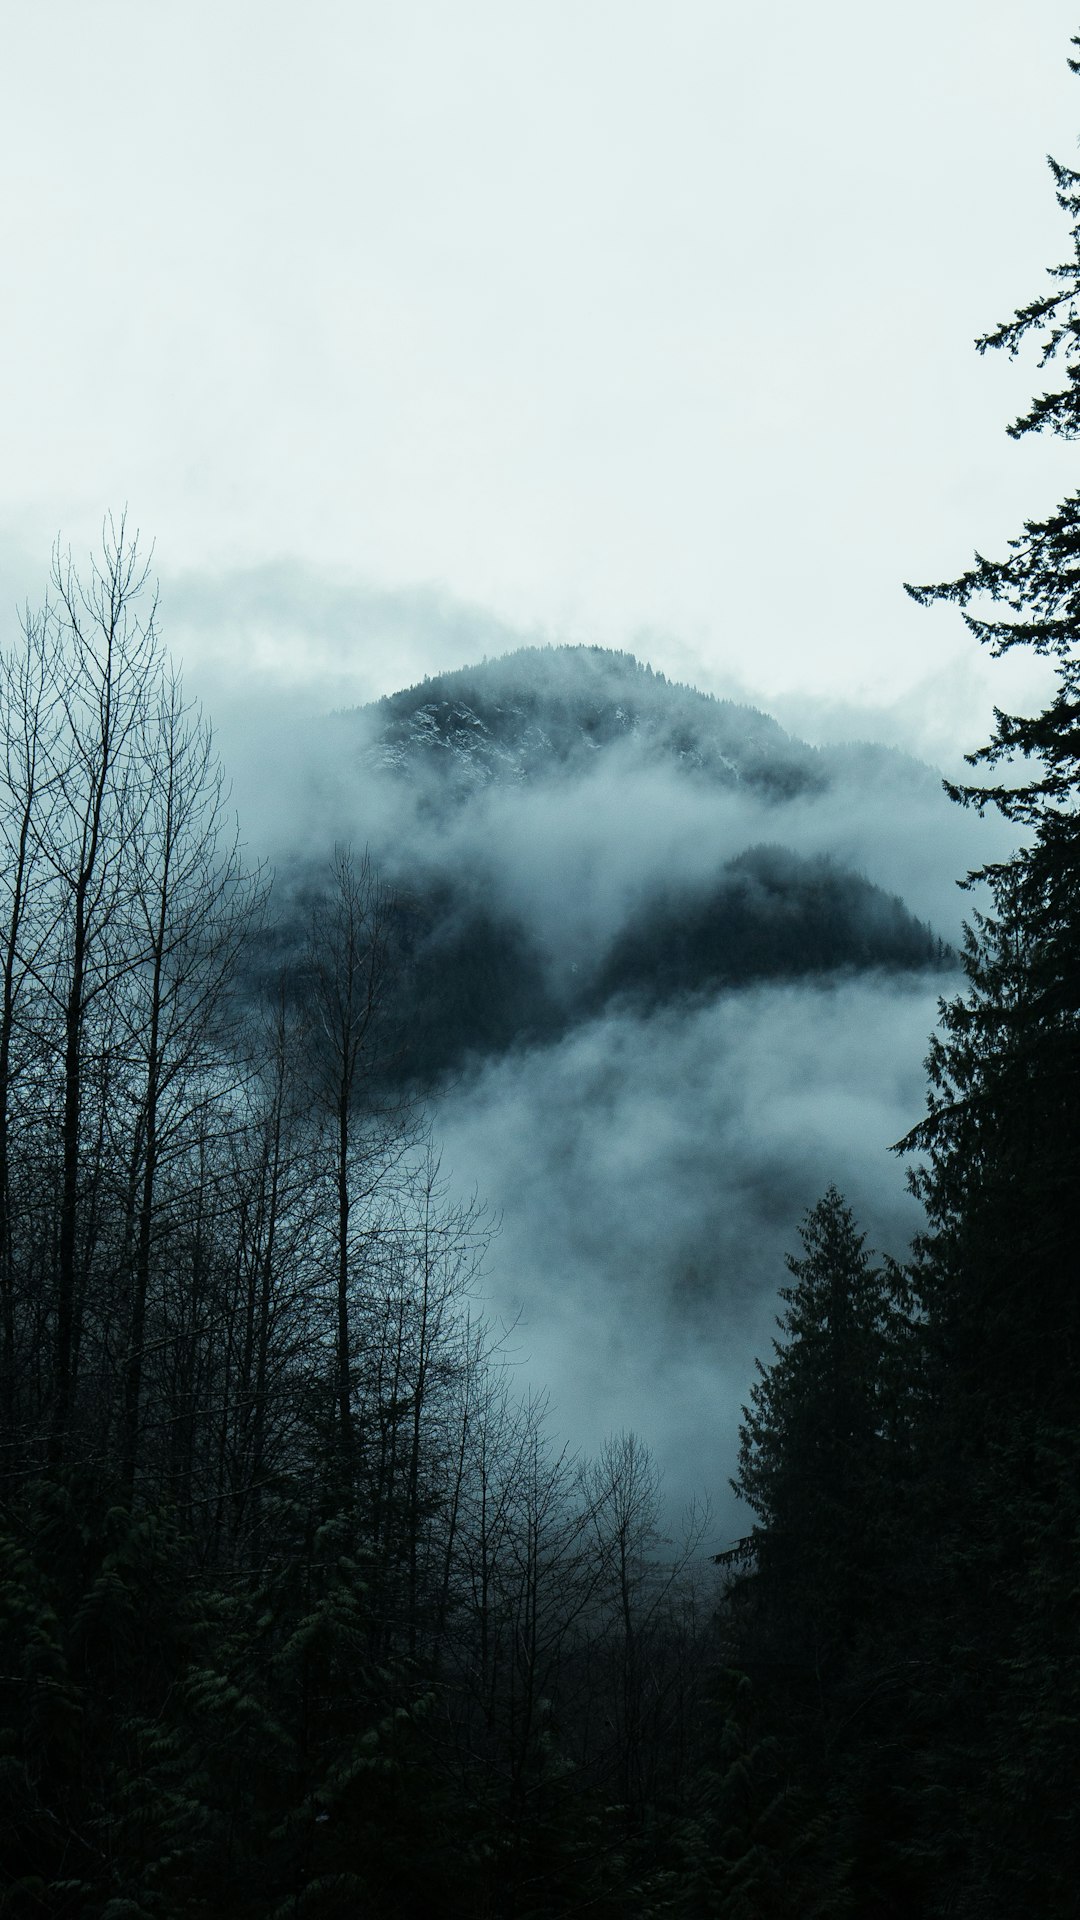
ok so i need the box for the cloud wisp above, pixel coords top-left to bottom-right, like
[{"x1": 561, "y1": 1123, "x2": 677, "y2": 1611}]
[{"x1": 434, "y1": 976, "x2": 939, "y2": 1538}]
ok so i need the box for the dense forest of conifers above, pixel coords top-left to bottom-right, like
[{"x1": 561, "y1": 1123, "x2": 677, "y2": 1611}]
[{"x1": 4, "y1": 49, "x2": 1080, "y2": 1920}]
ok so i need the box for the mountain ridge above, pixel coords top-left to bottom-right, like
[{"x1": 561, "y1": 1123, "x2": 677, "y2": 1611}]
[
  {"x1": 343, "y1": 644, "x2": 833, "y2": 799},
  {"x1": 254, "y1": 644, "x2": 955, "y2": 1088}
]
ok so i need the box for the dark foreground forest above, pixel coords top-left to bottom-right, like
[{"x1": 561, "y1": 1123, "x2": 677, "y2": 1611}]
[{"x1": 4, "y1": 46, "x2": 1080, "y2": 1920}]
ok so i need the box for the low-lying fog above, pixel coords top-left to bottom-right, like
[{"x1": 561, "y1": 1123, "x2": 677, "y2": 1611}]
[
  {"x1": 219, "y1": 691, "x2": 1011, "y2": 956},
  {"x1": 198, "y1": 645, "x2": 1018, "y2": 1544},
  {"x1": 433, "y1": 976, "x2": 937, "y2": 1543}
]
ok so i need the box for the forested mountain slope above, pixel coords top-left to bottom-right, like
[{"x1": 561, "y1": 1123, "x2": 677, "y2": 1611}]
[
  {"x1": 356, "y1": 644, "x2": 826, "y2": 797},
  {"x1": 261, "y1": 646, "x2": 950, "y2": 1084}
]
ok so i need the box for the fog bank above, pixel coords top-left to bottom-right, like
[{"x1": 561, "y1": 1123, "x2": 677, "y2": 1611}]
[{"x1": 434, "y1": 975, "x2": 940, "y2": 1541}]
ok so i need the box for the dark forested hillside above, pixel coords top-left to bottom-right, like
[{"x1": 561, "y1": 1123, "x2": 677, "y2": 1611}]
[
  {"x1": 369, "y1": 846, "x2": 944, "y2": 1085},
  {"x1": 356, "y1": 644, "x2": 828, "y2": 798},
  {"x1": 251, "y1": 647, "x2": 951, "y2": 1087}
]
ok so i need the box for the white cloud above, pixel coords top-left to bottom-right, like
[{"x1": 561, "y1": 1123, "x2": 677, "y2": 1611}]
[{"x1": 2, "y1": 4, "x2": 1077, "y2": 716}]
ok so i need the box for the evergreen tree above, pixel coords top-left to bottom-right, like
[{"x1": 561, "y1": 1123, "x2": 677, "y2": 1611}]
[
  {"x1": 718, "y1": 1192, "x2": 923, "y2": 1916},
  {"x1": 898, "y1": 37, "x2": 1080, "y2": 1910},
  {"x1": 730, "y1": 1188, "x2": 912, "y2": 1679},
  {"x1": 903, "y1": 40, "x2": 1080, "y2": 1150}
]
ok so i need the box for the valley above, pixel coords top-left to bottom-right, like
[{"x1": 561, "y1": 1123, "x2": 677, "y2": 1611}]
[{"x1": 244, "y1": 643, "x2": 958, "y2": 1526}]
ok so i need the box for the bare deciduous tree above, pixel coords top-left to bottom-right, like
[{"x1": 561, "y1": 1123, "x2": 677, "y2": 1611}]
[{"x1": 304, "y1": 847, "x2": 395, "y2": 1471}]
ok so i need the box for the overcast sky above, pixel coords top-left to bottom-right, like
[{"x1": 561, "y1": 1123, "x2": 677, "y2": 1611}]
[{"x1": 3, "y1": 3, "x2": 1079, "y2": 759}]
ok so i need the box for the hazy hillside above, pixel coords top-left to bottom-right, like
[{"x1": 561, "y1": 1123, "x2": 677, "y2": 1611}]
[
  {"x1": 262, "y1": 646, "x2": 950, "y2": 1085},
  {"x1": 237, "y1": 642, "x2": 958, "y2": 1524},
  {"x1": 356, "y1": 644, "x2": 842, "y2": 797}
]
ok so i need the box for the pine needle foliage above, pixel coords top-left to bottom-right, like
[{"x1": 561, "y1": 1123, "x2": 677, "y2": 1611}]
[{"x1": 890, "y1": 34, "x2": 1080, "y2": 1910}]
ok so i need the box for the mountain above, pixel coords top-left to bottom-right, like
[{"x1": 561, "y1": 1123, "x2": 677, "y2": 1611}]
[
  {"x1": 263, "y1": 646, "x2": 951, "y2": 1086},
  {"x1": 242, "y1": 641, "x2": 953, "y2": 1527},
  {"x1": 350, "y1": 644, "x2": 827, "y2": 798}
]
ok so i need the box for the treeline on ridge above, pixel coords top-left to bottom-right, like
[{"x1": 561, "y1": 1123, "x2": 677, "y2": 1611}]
[
  {"x1": 358, "y1": 643, "x2": 829, "y2": 798},
  {"x1": 255, "y1": 845, "x2": 947, "y2": 1091}
]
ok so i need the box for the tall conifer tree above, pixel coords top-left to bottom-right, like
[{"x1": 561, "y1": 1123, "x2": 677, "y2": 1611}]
[{"x1": 900, "y1": 38, "x2": 1080, "y2": 1911}]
